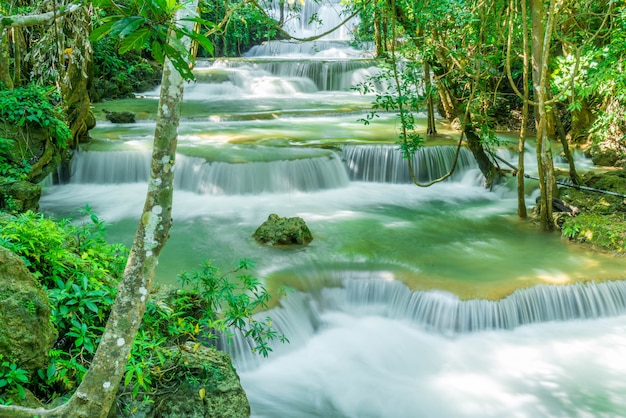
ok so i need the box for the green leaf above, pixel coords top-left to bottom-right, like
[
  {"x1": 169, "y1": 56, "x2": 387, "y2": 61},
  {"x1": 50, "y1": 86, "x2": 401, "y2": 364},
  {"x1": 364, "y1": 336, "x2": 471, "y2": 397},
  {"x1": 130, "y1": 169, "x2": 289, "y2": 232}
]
[
  {"x1": 192, "y1": 34, "x2": 214, "y2": 56},
  {"x1": 84, "y1": 301, "x2": 99, "y2": 314},
  {"x1": 124, "y1": 369, "x2": 133, "y2": 386},
  {"x1": 46, "y1": 364, "x2": 56, "y2": 380},
  {"x1": 119, "y1": 28, "x2": 152, "y2": 54},
  {"x1": 90, "y1": 20, "x2": 116, "y2": 42},
  {"x1": 151, "y1": 41, "x2": 164, "y2": 64},
  {"x1": 110, "y1": 16, "x2": 146, "y2": 39}
]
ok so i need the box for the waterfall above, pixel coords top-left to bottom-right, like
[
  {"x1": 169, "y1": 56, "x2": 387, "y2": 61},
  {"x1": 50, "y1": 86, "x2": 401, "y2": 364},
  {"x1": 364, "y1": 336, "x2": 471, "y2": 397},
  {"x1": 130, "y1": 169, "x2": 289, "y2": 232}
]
[
  {"x1": 261, "y1": 0, "x2": 359, "y2": 40},
  {"x1": 68, "y1": 150, "x2": 350, "y2": 194},
  {"x1": 68, "y1": 145, "x2": 482, "y2": 193},
  {"x1": 69, "y1": 150, "x2": 152, "y2": 184},
  {"x1": 343, "y1": 145, "x2": 478, "y2": 183},
  {"x1": 220, "y1": 278, "x2": 626, "y2": 371},
  {"x1": 203, "y1": 58, "x2": 380, "y2": 91},
  {"x1": 174, "y1": 154, "x2": 350, "y2": 194}
]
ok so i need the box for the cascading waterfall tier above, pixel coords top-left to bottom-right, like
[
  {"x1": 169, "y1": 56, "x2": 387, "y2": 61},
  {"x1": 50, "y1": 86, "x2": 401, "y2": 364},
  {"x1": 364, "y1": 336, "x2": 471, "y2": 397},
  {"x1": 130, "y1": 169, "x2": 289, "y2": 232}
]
[
  {"x1": 69, "y1": 150, "x2": 350, "y2": 194},
  {"x1": 68, "y1": 145, "x2": 485, "y2": 193},
  {"x1": 343, "y1": 144, "x2": 478, "y2": 183},
  {"x1": 200, "y1": 58, "x2": 380, "y2": 92},
  {"x1": 260, "y1": 0, "x2": 359, "y2": 40},
  {"x1": 221, "y1": 278, "x2": 626, "y2": 371}
]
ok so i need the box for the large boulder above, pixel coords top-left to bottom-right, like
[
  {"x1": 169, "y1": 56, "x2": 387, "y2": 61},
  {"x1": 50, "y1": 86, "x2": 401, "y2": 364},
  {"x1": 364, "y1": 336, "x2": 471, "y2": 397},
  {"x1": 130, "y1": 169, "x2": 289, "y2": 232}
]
[
  {"x1": 0, "y1": 181, "x2": 42, "y2": 213},
  {"x1": 112, "y1": 343, "x2": 250, "y2": 418},
  {"x1": 157, "y1": 343, "x2": 251, "y2": 418},
  {"x1": 0, "y1": 246, "x2": 57, "y2": 372},
  {"x1": 253, "y1": 213, "x2": 313, "y2": 247}
]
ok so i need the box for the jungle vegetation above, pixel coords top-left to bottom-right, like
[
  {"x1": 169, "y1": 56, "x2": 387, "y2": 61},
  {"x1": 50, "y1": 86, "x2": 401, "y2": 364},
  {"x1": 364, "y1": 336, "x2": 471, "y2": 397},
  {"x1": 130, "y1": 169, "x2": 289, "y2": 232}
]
[{"x1": 0, "y1": 0, "x2": 625, "y2": 416}]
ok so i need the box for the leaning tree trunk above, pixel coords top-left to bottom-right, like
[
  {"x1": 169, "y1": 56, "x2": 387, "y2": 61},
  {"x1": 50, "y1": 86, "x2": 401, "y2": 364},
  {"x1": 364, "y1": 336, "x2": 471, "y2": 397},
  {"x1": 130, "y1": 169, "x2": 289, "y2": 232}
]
[
  {"x1": 464, "y1": 122, "x2": 498, "y2": 188},
  {"x1": 554, "y1": 107, "x2": 581, "y2": 185},
  {"x1": 0, "y1": 1, "x2": 198, "y2": 417}
]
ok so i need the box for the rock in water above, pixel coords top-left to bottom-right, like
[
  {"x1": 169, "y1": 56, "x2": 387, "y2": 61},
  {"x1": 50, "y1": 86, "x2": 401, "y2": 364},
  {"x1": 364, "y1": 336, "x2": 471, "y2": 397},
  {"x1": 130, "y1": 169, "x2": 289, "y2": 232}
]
[
  {"x1": 253, "y1": 214, "x2": 313, "y2": 247},
  {"x1": 103, "y1": 110, "x2": 136, "y2": 123}
]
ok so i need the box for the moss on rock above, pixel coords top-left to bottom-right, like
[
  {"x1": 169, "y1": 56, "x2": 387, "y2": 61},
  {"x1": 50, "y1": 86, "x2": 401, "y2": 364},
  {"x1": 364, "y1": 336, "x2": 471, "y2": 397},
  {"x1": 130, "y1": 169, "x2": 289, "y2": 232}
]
[
  {"x1": 0, "y1": 246, "x2": 57, "y2": 372},
  {"x1": 559, "y1": 169, "x2": 626, "y2": 254},
  {"x1": 253, "y1": 213, "x2": 313, "y2": 247}
]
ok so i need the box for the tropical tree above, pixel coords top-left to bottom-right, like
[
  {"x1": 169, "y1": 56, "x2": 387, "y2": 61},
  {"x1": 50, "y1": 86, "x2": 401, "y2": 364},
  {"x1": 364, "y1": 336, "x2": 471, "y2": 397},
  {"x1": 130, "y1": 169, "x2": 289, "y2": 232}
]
[
  {"x1": 0, "y1": 1, "x2": 201, "y2": 416},
  {"x1": 357, "y1": 0, "x2": 620, "y2": 230}
]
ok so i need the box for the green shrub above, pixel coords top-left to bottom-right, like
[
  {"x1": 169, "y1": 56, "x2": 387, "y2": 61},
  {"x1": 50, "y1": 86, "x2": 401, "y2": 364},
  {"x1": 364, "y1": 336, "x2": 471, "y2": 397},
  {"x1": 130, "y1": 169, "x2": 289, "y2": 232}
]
[
  {"x1": 0, "y1": 208, "x2": 288, "y2": 404},
  {"x1": 0, "y1": 85, "x2": 72, "y2": 149},
  {"x1": 121, "y1": 259, "x2": 289, "y2": 399},
  {"x1": 0, "y1": 207, "x2": 126, "y2": 401}
]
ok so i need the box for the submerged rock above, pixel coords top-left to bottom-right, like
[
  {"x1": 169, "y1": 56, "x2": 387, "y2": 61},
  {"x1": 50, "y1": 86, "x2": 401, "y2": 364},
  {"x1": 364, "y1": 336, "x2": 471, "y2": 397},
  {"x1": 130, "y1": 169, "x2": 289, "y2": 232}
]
[
  {"x1": 103, "y1": 110, "x2": 136, "y2": 124},
  {"x1": 253, "y1": 213, "x2": 313, "y2": 247},
  {"x1": 0, "y1": 246, "x2": 57, "y2": 372}
]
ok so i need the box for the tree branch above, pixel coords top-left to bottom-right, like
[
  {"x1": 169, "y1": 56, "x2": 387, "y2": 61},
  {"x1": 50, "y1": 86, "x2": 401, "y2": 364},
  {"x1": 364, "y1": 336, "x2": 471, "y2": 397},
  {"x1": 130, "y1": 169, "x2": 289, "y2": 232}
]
[{"x1": 0, "y1": 2, "x2": 84, "y2": 29}]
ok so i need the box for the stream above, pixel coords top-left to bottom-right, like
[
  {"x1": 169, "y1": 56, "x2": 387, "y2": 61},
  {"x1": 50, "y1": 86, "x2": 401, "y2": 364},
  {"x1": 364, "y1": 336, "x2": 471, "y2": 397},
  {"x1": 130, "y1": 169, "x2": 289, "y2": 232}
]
[{"x1": 39, "y1": 4, "x2": 626, "y2": 417}]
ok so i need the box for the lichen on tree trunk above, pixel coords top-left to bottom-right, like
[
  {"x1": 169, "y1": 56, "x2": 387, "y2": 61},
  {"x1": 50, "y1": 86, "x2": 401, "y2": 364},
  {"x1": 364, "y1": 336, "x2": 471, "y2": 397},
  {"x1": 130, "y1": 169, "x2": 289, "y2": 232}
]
[{"x1": 0, "y1": 1, "x2": 198, "y2": 417}]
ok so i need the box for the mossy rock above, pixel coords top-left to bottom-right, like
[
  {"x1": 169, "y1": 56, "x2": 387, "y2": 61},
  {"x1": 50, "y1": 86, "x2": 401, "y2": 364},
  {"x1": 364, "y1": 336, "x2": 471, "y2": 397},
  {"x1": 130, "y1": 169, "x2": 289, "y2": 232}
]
[
  {"x1": 559, "y1": 169, "x2": 626, "y2": 254},
  {"x1": 0, "y1": 247, "x2": 57, "y2": 372},
  {"x1": 103, "y1": 110, "x2": 136, "y2": 124},
  {"x1": 253, "y1": 213, "x2": 313, "y2": 247},
  {"x1": 0, "y1": 181, "x2": 41, "y2": 212},
  {"x1": 559, "y1": 170, "x2": 626, "y2": 214},
  {"x1": 562, "y1": 213, "x2": 626, "y2": 254},
  {"x1": 111, "y1": 343, "x2": 250, "y2": 418}
]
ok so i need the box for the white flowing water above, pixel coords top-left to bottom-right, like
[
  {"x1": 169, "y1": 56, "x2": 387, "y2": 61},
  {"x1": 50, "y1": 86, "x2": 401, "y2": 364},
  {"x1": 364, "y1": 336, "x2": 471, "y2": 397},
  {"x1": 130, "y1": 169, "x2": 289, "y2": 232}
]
[{"x1": 39, "y1": 25, "x2": 626, "y2": 417}]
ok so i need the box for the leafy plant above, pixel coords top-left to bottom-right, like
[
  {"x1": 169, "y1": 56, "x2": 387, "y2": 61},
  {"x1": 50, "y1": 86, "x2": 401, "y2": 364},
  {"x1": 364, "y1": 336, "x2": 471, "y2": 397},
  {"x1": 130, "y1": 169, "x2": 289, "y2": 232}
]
[
  {"x1": 0, "y1": 85, "x2": 72, "y2": 149},
  {"x1": 1, "y1": 209, "x2": 289, "y2": 404},
  {"x1": 200, "y1": 0, "x2": 278, "y2": 57},
  {"x1": 355, "y1": 62, "x2": 425, "y2": 158},
  {"x1": 0, "y1": 356, "x2": 30, "y2": 405},
  {"x1": 120, "y1": 259, "x2": 289, "y2": 399},
  {"x1": 562, "y1": 222, "x2": 581, "y2": 239},
  {"x1": 0, "y1": 138, "x2": 32, "y2": 183},
  {"x1": 0, "y1": 208, "x2": 126, "y2": 401},
  {"x1": 91, "y1": 0, "x2": 215, "y2": 81}
]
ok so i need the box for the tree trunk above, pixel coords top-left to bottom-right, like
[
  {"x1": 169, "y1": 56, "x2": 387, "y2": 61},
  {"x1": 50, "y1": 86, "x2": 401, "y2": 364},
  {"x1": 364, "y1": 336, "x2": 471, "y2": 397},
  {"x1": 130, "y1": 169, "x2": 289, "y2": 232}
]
[
  {"x1": 554, "y1": 107, "x2": 581, "y2": 185},
  {"x1": 0, "y1": 1, "x2": 198, "y2": 417},
  {"x1": 464, "y1": 121, "x2": 497, "y2": 188},
  {"x1": 516, "y1": 0, "x2": 530, "y2": 219},
  {"x1": 530, "y1": 0, "x2": 557, "y2": 231},
  {"x1": 0, "y1": 31, "x2": 14, "y2": 88},
  {"x1": 424, "y1": 61, "x2": 437, "y2": 135},
  {"x1": 374, "y1": 13, "x2": 385, "y2": 57}
]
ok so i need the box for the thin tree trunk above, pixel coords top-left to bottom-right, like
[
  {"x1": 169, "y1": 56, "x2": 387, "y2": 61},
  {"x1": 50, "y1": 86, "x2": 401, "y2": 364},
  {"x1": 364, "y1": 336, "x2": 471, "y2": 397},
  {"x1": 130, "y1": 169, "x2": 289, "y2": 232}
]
[
  {"x1": 424, "y1": 61, "x2": 437, "y2": 135},
  {"x1": 517, "y1": 0, "x2": 530, "y2": 219},
  {"x1": 530, "y1": 0, "x2": 557, "y2": 231},
  {"x1": 0, "y1": 1, "x2": 198, "y2": 417},
  {"x1": 12, "y1": 28, "x2": 21, "y2": 87},
  {"x1": 0, "y1": 31, "x2": 14, "y2": 89},
  {"x1": 374, "y1": 13, "x2": 384, "y2": 57},
  {"x1": 554, "y1": 108, "x2": 581, "y2": 185}
]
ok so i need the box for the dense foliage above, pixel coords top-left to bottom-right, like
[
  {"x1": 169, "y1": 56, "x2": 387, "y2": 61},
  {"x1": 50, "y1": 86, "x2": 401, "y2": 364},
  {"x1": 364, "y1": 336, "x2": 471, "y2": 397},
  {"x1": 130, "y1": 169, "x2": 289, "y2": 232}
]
[
  {"x1": 0, "y1": 209, "x2": 286, "y2": 406},
  {"x1": 91, "y1": 38, "x2": 160, "y2": 101},
  {"x1": 0, "y1": 85, "x2": 71, "y2": 150},
  {"x1": 200, "y1": 0, "x2": 279, "y2": 57}
]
